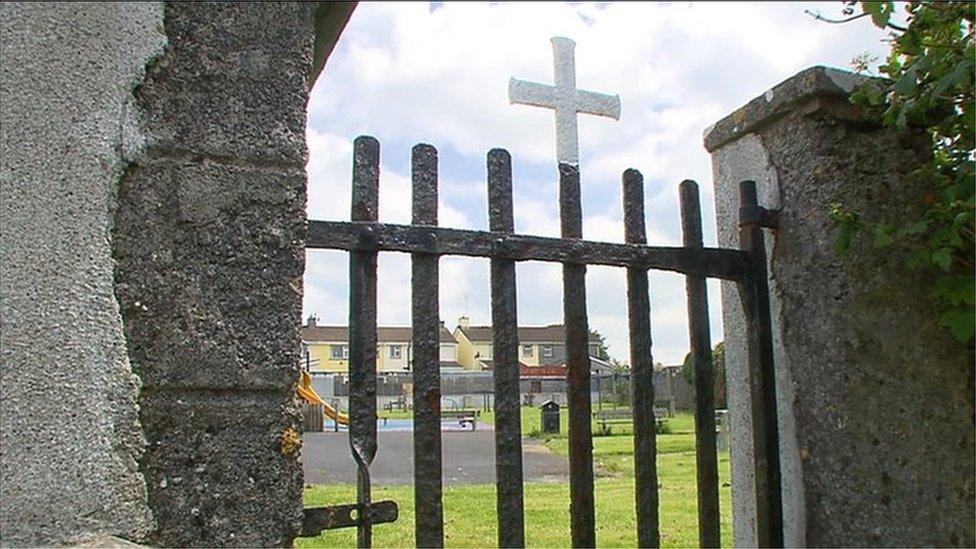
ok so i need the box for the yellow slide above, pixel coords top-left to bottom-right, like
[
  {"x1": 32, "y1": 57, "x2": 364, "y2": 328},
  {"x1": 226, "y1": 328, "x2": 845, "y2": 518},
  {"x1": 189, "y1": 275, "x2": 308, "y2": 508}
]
[{"x1": 298, "y1": 370, "x2": 348, "y2": 425}]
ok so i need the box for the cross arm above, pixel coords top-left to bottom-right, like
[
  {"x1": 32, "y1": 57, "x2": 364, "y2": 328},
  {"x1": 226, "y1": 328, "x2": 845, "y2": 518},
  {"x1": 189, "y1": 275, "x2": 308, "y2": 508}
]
[
  {"x1": 576, "y1": 89, "x2": 621, "y2": 120},
  {"x1": 509, "y1": 78, "x2": 556, "y2": 109}
]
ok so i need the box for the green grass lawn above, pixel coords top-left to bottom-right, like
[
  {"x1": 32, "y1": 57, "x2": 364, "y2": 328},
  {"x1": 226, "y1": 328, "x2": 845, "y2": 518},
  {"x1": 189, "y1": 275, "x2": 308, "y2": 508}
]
[
  {"x1": 479, "y1": 405, "x2": 696, "y2": 438},
  {"x1": 547, "y1": 432, "x2": 698, "y2": 460},
  {"x1": 299, "y1": 410, "x2": 731, "y2": 548},
  {"x1": 377, "y1": 408, "x2": 414, "y2": 420}
]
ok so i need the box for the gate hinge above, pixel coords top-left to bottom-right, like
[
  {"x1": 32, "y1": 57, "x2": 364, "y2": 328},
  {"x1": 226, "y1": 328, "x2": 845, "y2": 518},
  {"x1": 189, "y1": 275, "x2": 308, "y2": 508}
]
[
  {"x1": 738, "y1": 205, "x2": 780, "y2": 229},
  {"x1": 300, "y1": 500, "x2": 399, "y2": 537}
]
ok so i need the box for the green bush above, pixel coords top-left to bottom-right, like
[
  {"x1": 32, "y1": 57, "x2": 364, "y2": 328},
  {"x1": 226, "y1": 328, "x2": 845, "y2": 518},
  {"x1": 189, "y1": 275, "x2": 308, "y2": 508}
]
[{"x1": 835, "y1": 1, "x2": 975, "y2": 344}]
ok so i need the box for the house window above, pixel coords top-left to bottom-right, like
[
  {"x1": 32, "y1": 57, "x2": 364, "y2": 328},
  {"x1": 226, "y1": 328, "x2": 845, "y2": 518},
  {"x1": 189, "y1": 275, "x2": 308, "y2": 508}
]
[
  {"x1": 522, "y1": 344, "x2": 533, "y2": 357},
  {"x1": 439, "y1": 345, "x2": 455, "y2": 362},
  {"x1": 390, "y1": 345, "x2": 402, "y2": 359},
  {"x1": 531, "y1": 380, "x2": 542, "y2": 393},
  {"x1": 331, "y1": 344, "x2": 348, "y2": 359},
  {"x1": 541, "y1": 345, "x2": 553, "y2": 358}
]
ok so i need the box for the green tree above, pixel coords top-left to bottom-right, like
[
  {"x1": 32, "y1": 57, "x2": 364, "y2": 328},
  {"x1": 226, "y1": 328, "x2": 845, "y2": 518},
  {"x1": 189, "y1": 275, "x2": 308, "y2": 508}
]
[
  {"x1": 826, "y1": 1, "x2": 975, "y2": 344},
  {"x1": 681, "y1": 341, "x2": 727, "y2": 409}
]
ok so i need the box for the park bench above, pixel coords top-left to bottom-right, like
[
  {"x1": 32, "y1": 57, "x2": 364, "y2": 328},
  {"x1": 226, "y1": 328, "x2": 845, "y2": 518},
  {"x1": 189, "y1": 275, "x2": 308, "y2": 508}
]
[
  {"x1": 383, "y1": 398, "x2": 408, "y2": 412},
  {"x1": 593, "y1": 408, "x2": 670, "y2": 434},
  {"x1": 441, "y1": 409, "x2": 479, "y2": 430}
]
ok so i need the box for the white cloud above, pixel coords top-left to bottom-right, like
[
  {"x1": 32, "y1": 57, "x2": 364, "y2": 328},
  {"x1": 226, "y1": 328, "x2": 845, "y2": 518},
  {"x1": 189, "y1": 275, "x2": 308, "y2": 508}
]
[
  {"x1": 306, "y1": 128, "x2": 469, "y2": 227},
  {"x1": 304, "y1": 1, "x2": 892, "y2": 362}
]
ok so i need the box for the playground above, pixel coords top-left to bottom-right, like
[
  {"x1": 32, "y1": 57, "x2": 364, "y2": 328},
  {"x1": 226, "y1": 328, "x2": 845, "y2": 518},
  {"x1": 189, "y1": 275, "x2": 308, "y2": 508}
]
[
  {"x1": 295, "y1": 370, "x2": 738, "y2": 546},
  {"x1": 299, "y1": 370, "x2": 568, "y2": 486},
  {"x1": 298, "y1": 411, "x2": 733, "y2": 547}
]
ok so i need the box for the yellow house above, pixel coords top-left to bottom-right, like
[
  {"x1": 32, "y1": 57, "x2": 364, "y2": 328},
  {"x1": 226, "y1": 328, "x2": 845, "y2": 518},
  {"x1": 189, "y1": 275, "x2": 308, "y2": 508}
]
[
  {"x1": 300, "y1": 316, "x2": 459, "y2": 373},
  {"x1": 452, "y1": 316, "x2": 601, "y2": 370}
]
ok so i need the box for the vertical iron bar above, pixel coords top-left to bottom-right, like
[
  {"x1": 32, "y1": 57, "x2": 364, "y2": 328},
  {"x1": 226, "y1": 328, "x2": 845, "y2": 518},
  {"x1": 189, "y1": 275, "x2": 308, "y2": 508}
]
[
  {"x1": 597, "y1": 376, "x2": 603, "y2": 412},
  {"x1": 612, "y1": 373, "x2": 618, "y2": 408},
  {"x1": 488, "y1": 149, "x2": 526, "y2": 548},
  {"x1": 559, "y1": 162, "x2": 596, "y2": 548},
  {"x1": 349, "y1": 135, "x2": 380, "y2": 549},
  {"x1": 334, "y1": 399, "x2": 340, "y2": 433},
  {"x1": 680, "y1": 180, "x2": 720, "y2": 548},
  {"x1": 412, "y1": 143, "x2": 444, "y2": 548},
  {"x1": 737, "y1": 180, "x2": 783, "y2": 548},
  {"x1": 623, "y1": 169, "x2": 660, "y2": 548}
]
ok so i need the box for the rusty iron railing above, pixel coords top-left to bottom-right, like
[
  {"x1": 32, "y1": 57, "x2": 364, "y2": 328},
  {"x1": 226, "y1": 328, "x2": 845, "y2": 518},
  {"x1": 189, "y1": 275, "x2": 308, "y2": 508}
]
[{"x1": 299, "y1": 136, "x2": 784, "y2": 548}]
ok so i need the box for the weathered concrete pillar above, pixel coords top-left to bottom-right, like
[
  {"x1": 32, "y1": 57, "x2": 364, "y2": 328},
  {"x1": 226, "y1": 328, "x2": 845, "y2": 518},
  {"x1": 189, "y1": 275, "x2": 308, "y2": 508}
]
[
  {"x1": 0, "y1": 3, "x2": 164, "y2": 545},
  {"x1": 1, "y1": 2, "x2": 356, "y2": 546},
  {"x1": 706, "y1": 66, "x2": 973, "y2": 547},
  {"x1": 111, "y1": 4, "x2": 316, "y2": 546}
]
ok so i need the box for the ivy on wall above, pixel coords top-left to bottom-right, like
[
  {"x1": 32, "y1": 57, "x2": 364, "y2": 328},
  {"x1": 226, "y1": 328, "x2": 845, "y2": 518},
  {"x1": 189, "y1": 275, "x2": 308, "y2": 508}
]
[{"x1": 827, "y1": 1, "x2": 974, "y2": 344}]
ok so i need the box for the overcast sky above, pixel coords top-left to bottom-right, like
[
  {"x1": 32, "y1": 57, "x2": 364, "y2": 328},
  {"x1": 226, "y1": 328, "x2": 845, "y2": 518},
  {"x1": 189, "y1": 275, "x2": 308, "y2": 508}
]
[{"x1": 303, "y1": 1, "x2": 892, "y2": 365}]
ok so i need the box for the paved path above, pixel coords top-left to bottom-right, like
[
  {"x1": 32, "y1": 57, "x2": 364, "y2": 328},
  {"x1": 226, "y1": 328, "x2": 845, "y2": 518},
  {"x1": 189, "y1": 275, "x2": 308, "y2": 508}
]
[{"x1": 302, "y1": 428, "x2": 568, "y2": 485}]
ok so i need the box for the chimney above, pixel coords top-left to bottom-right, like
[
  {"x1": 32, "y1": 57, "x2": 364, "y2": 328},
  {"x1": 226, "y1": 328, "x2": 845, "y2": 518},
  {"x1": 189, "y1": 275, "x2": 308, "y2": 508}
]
[
  {"x1": 306, "y1": 314, "x2": 317, "y2": 327},
  {"x1": 440, "y1": 320, "x2": 446, "y2": 329},
  {"x1": 458, "y1": 315, "x2": 470, "y2": 329}
]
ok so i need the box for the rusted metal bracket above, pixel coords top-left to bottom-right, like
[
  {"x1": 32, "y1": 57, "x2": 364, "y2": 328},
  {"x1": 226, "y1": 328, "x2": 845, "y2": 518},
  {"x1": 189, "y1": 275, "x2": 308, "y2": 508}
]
[
  {"x1": 738, "y1": 180, "x2": 784, "y2": 547},
  {"x1": 300, "y1": 501, "x2": 399, "y2": 537},
  {"x1": 738, "y1": 205, "x2": 781, "y2": 229}
]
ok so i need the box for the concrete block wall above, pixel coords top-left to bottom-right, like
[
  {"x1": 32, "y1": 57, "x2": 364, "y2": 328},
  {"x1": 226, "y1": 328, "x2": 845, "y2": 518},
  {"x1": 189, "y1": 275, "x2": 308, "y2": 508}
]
[
  {"x1": 706, "y1": 66, "x2": 974, "y2": 547},
  {"x1": 111, "y1": 4, "x2": 317, "y2": 546}
]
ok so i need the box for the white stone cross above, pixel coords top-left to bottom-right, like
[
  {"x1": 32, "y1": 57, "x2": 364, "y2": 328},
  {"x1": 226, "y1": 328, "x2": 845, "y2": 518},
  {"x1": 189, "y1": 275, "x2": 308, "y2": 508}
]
[{"x1": 509, "y1": 37, "x2": 621, "y2": 166}]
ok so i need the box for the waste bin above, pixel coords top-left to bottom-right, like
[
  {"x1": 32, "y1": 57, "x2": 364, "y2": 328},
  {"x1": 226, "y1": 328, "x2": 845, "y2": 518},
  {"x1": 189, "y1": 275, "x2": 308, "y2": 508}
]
[{"x1": 540, "y1": 400, "x2": 560, "y2": 434}]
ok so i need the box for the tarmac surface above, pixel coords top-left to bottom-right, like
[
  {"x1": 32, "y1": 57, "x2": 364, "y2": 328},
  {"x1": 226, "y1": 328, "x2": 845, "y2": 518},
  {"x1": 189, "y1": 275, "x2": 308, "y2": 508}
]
[{"x1": 302, "y1": 423, "x2": 569, "y2": 485}]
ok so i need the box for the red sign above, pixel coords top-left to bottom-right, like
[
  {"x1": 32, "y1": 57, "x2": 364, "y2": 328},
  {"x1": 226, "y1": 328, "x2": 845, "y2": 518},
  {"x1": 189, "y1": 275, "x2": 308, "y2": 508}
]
[{"x1": 520, "y1": 364, "x2": 567, "y2": 377}]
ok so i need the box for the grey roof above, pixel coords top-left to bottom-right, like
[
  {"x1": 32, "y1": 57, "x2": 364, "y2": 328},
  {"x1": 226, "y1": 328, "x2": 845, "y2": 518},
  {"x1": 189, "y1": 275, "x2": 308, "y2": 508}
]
[
  {"x1": 457, "y1": 324, "x2": 600, "y2": 344},
  {"x1": 301, "y1": 325, "x2": 457, "y2": 344}
]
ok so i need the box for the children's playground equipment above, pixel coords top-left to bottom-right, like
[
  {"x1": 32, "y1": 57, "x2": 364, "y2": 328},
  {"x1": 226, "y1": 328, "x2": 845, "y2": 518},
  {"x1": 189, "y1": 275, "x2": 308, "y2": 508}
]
[{"x1": 297, "y1": 370, "x2": 348, "y2": 425}]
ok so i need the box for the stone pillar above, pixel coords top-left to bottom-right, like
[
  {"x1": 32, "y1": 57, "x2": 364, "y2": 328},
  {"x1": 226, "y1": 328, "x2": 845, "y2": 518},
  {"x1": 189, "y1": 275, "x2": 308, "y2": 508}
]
[
  {"x1": 0, "y1": 3, "x2": 164, "y2": 545},
  {"x1": 111, "y1": 4, "x2": 316, "y2": 546},
  {"x1": 706, "y1": 66, "x2": 973, "y2": 547}
]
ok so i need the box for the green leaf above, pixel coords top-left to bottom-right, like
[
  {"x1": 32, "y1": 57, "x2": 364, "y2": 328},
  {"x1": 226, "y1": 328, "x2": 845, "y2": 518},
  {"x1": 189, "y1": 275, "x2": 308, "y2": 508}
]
[
  {"x1": 898, "y1": 29, "x2": 920, "y2": 56},
  {"x1": 828, "y1": 203, "x2": 862, "y2": 254},
  {"x1": 931, "y1": 248, "x2": 953, "y2": 271},
  {"x1": 893, "y1": 70, "x2": 918, "y2": 96},
  {"x1": 851, "y1": 81, "x2": 886, "y2": 107},
  {"x1": 873, "y1": 225, "x2": 895, "y2": 247},
  {"x1": 932, "y1": 276, "x2": 976, "y2": 306},
  {"x1": 932, "y1": 59, "x2": 971, "y2": 98},
  {"x1": 898, "y1": 220, "x2": 929, "y2": 236},
  {"x1": 834, "y1": 225, "x2": 856, "y2": 255},
  {"x1": 894, "y1": 98, "x2": 918, "y2": 130},
  {"x1": 861, "y1": 1, "x2": 894, "y2": 28},
  {"x1": 939, "y1": 306, "x2": 975, "y2": 344},
  {"x1": 907, "y1": 250, "x2": 928, "y2": 270},
  {"x1": 881, "y1": 56, "x2": 902, "y2": 76}
]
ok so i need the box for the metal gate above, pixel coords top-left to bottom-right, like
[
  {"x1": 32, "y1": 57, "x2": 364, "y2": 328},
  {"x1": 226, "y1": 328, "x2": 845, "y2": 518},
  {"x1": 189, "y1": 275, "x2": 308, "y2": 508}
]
[{"x1": 299, "y1": 136, "x2": 783, "y2": 548}]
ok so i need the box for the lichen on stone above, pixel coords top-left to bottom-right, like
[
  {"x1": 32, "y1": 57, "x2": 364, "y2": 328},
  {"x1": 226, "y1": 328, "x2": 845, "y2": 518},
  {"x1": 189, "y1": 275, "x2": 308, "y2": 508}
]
[{"x1": 279, "y1": 426, "x2": 301, "y2": 456}]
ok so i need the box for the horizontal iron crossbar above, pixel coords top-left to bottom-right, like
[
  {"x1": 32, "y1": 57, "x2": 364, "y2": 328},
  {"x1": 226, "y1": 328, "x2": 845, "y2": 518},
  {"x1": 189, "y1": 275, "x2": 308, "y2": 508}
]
[
  {"x1": 301, "y1": 501, "x2": 399, "y2": 536},
  {"x1": 308, "y1": 220, "x2": 748, "y2": 281}
]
